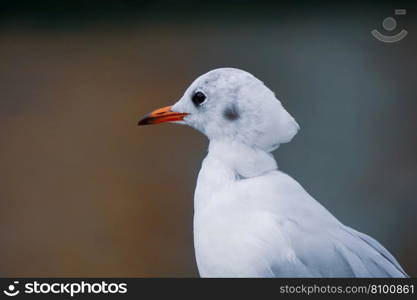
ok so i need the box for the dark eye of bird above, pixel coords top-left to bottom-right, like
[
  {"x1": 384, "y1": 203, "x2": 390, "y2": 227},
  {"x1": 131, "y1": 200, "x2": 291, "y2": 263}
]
[{"x1": 192, "y1": 91, "x2": 206, "y2": 106}]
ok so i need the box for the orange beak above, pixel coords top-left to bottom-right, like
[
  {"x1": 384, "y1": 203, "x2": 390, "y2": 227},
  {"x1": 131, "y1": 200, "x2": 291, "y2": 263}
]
[{"x1": 138, "y1": 105, "x2": 188, "y2": 126}]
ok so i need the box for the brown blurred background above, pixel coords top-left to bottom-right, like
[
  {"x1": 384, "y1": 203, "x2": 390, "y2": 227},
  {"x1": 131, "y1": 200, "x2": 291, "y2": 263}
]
[{"x1": 0, "y1": 1, "x2": 416, "y2": 277}]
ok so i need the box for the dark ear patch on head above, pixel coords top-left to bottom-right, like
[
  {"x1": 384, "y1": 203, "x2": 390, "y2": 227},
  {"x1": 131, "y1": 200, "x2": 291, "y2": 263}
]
[{"x1": 224, "y1": 104, "x2": 240, "y2": 121}]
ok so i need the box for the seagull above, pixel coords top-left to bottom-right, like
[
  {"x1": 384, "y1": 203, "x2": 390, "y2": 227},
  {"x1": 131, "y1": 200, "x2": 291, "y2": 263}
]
[{"x1": 138, "y1": 68, "x2": 407, "y2": 277}]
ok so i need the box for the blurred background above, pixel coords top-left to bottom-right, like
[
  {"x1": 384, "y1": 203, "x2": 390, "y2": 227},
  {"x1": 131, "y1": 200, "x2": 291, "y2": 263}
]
[{"x1": 0, "y1": 1, "x2": 416, "y2": 277}]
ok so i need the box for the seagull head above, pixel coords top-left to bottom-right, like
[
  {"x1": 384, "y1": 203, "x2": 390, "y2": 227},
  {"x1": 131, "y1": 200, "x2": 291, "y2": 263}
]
[{"x1": 138, "y1": 68, "x2": 299, "y2": 152}]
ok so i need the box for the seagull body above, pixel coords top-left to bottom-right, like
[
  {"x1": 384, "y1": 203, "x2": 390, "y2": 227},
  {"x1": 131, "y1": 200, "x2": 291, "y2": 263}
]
[{"x1": 138, "y1": 68, "x2": 407, "y2": 277}]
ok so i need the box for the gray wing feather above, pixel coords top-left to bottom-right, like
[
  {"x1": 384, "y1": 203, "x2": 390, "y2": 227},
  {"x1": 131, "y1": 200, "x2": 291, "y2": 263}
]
[
  {"x1": 342, "y1": 226, "x2": 408, "y2": 277},
  {"x1": 270, "y1": 219, "x2": 408, "y2": 277}
]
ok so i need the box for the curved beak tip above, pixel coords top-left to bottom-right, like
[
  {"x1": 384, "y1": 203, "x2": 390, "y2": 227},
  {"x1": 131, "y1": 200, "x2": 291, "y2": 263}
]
[
  {"x1": 137, "y1": 115, "x2": 151, "y2": 126},
  {"x1": 137, "y1": 105, "x2": 188, "y2": 126}
]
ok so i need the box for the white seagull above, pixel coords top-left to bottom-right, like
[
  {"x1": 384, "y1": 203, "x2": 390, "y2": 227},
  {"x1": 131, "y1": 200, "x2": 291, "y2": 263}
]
[{"x1": 138, "y1": 68, "x2": 407, "y2": 277}]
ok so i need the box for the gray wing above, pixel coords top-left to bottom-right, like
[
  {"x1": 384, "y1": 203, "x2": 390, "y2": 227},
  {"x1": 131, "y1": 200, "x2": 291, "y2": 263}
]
[
  {"x1": 270, "y1": 221, "x2": 408, "y2": 277},
  {"x1": 263, "y1": 172, "x2": 408, "y2": 277},
  {"x1": 341, "y1": 226, "x2": 408, "y2": 277}
]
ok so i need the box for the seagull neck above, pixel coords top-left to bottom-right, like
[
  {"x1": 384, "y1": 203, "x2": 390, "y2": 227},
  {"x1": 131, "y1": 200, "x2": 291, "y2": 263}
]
[
  {"x1": 207, "y1": 140, "x2": 278, "y2": 179},
  {"x1": 194, "y1": 140, "x2": 278, "y2": 211}
]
